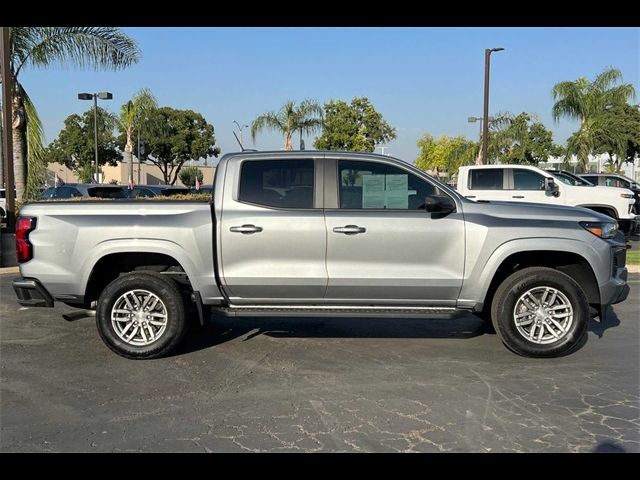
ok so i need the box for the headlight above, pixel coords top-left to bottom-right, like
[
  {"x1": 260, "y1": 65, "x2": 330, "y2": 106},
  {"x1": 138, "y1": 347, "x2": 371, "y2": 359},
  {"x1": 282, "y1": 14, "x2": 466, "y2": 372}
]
[
  {"x1": 620, "y1": 193, "x2": 634, "y2": 199},
  {"x1": 580, "y1": 221, "x2": 618, "y2": 239}
]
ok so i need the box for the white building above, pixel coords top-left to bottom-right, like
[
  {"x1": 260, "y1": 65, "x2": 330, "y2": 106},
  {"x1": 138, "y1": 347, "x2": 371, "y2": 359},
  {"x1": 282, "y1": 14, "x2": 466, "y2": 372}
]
[{"x1": 538, "y1": 154, "x2": 640, "y2": 181}]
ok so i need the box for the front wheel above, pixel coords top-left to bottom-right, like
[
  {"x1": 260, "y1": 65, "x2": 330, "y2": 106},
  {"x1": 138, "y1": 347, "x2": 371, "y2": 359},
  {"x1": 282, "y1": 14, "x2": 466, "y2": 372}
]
[
  {"x1": 96, "y1": 272, "x2": 187, "y2": 359},
  {"x1": 491, "y1": 267, "x2": 589, "y2": 358}
]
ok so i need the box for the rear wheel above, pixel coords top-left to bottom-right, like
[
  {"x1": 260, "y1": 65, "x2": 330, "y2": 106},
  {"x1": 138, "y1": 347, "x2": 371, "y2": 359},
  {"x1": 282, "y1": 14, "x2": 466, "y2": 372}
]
[
  {"x1": 96, "y1": 272, "x2": 187, "y2": 359},
  {"x1": 491, "y1": 267, "x2": 589, "y2": 357}
]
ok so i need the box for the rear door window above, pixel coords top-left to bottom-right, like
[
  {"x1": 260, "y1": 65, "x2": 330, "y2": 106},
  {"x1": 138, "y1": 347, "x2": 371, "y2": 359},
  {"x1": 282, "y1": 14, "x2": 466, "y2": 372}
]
[
  {"x1": 470, "y1": 169, "x2": 504, "y2": 190},
  {"x1": 239, "y1": 159, "x2": 315, "y2": 209}
]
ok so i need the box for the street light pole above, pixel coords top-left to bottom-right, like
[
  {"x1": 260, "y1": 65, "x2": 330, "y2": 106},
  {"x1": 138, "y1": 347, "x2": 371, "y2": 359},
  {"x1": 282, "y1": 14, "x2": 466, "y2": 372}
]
[
  {"x1": 480, "y1": 47, "x2": 504, "y2": 165},
  {"x1": 137, "y1": 128, "x2": 141, "y2": 186},
  {"x1": 78, "y1": 91, "x2": 112, "y2": 183},
  {"x1": 93, "y1": 94, "x2": 98, "y2": 181},
  {"x1": 1, "y1": 26, "x2": 16, "y2": 234},
  {"x1": 233, "y1": 120, "x2": 248, "y2": 147}
]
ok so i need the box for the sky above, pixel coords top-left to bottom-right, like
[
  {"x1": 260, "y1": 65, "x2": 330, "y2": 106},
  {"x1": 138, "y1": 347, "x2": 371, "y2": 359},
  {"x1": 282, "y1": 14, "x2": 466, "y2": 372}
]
[{"x1": 19, "y1": 27, "x2": 640, "y2": 163}]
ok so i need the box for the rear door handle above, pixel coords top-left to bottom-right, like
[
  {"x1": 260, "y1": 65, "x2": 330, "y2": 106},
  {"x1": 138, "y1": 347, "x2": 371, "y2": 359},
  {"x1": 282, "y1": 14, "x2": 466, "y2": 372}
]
[
  {"x1": 230, "y1": 224, "x2": 263, "y2": 234},
  {"x1": 512, "y1": 195, "x2": 525, "y2": 199},
  {"x1": 333, "y1": 225, "x2": 366, "y2": 235}
]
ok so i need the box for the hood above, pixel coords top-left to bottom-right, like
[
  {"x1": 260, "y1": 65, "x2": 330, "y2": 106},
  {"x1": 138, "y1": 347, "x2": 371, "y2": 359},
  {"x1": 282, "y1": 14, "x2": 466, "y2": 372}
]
[
  {"x1": 462, "y1": 198, "x2": 613, "y2": 223},
  {"x1": 588, "y1": 185, "x2": 635, "y2": 197}
]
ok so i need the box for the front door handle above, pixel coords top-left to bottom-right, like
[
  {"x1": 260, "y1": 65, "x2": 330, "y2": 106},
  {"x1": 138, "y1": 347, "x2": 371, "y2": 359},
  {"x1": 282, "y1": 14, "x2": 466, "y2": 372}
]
[
  {"x1": 512, "y1": 195, "x2": 525, "y2": 199},
  {"x1": 333, "y1": 225, "x2": 366, "y2": 235},
  {"x1": 230, "y1": 224, "x2": 263, "y2": 234}
]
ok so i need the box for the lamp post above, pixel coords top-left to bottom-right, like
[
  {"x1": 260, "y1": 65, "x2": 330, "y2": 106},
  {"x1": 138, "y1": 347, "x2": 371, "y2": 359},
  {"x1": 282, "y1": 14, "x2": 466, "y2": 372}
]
[
  {"x1": 1, "y1": 27, "x2": 16, "y2": 234},
  {"x1": 233, "y1": 120, "x2": 248, "y2": 146},
  {"x1": 480, "y1": 47, "x2": 504, "y2": 165},
  {"x1": 78, "y1": 92, "x2": 112, "y2": 182}
]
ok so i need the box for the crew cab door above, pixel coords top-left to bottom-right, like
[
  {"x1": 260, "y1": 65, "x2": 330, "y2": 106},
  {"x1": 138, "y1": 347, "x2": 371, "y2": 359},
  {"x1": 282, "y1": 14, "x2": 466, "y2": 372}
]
[
  {"x1": 508, "y1": 168, "x2": 565, "y2": 205},
  {"x1": 463, "y1": 167, "x2": 512, "y2": 201},
  {"x1": 219, "y1": 157, "x2": 327, "y2": 303},
  {"x1": 323, "y1": 158, "x2": 464, "y2": 305}
]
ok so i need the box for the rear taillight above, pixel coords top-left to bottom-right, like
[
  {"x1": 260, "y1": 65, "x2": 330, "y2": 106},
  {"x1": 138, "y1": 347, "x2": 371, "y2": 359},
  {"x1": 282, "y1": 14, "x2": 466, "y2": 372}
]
[{"x1": 16, "y1": 216, "x2": 37, "y2": 263}]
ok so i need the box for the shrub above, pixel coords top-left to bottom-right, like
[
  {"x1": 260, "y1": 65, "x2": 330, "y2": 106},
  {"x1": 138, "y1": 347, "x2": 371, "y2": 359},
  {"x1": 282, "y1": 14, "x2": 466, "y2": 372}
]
[{"x1": 179, "y1": 166, "x2": 204, "y2": 187}]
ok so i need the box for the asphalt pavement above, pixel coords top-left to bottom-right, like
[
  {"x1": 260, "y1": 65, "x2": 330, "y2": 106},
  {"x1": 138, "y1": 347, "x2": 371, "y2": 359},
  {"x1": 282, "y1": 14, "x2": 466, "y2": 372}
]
[{"x1": 1, "y1": 272, "x2": 638, "y2": 452}]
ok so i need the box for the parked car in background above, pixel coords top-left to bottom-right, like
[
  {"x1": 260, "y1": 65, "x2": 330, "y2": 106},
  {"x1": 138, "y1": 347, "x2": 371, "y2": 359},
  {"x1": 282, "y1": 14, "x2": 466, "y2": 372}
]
[
  {"x1": 127, "y1": 185, "x2": 191, "y2": 198},
  {"x1": 189, "y1": 185, "x2": 213, "y2": 194},
  {"x1": 1, "y1": 188, "x2": 9, "y2": 219},
  {"x1": 40, "y1": 184, "x2": 127, "y2": 200},
  {"x1": 579, "y1": 173, "x2": 640, "y2": 214},
  {"x1": 457, "y1": 165, "x2": 638, "y2": 238}
]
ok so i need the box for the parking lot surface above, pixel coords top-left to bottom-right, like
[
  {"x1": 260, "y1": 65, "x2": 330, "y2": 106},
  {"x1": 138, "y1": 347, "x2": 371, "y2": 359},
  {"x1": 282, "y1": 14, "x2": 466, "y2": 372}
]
[{"x1": 1, "y1": 272, "x2": 638, "y2": 452}]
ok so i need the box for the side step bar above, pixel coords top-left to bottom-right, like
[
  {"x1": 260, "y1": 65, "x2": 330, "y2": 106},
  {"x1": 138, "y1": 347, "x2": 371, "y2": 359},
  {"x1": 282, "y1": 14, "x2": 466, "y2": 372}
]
[{"x1": 215, "y1": 305, "x2": 466, "y2": 319}]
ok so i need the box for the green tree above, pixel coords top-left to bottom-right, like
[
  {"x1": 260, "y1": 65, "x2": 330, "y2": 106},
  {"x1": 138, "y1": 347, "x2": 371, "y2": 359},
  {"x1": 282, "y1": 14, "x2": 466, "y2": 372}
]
[
  {"x1": 314, "y1": 97, "x2": 396, "y2": 152},
  {"x1": 593, "y1": 103, "x2": 640, "y2": 172},
  {"x1": 415, "y1": 134, "x2": 478, "y2": 177},
  {"x1": 179, "y1": 165, "x2": 204, "y2": 187},
  {"x1": 552, "y1": 67, "x2": 636, "y2": 170},
  {"x1": 489, "y1": 112, "x2": 563, "y2": 164},
  {"x1": 251, "y1": 99, "x2": 323, "y2": 150},
  {"x1": 45, "y1": 107, "x2": 121, "y2": 182},
  {"x1": 8, "y1": 27, "x2": 139, "y2": 200},
  {"x1": 139, "y1": 107, "x2": 220, "y2": 185},
  {"x1": 119, "y1": 88, "x2": 157, "y2": 185}
]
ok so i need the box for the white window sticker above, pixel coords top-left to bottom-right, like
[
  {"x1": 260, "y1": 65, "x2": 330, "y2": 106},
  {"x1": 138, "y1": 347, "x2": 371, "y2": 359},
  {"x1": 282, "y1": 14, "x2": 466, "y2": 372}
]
[
  {"x1": 362, "y1": 175, "x2": 386, "y2": 208},
  {"x1": 384, "y1": 174, "x2": 409, "y2": 209}
]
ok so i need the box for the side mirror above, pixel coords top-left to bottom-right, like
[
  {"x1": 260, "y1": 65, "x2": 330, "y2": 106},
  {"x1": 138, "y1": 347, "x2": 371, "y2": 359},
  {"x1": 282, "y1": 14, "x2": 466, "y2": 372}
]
[
  {"x1": 424, "y1": 195, "x2": 456, "y2": 216},
  {"x1": 545, "y1": 177, "x2": 560, "y2": 197}
]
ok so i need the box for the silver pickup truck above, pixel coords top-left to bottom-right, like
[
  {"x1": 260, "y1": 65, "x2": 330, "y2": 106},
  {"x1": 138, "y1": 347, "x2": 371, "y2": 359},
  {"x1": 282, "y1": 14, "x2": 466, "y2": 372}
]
[{"x1": 13, "y1": 151, "x2": 630, "y2": 359}]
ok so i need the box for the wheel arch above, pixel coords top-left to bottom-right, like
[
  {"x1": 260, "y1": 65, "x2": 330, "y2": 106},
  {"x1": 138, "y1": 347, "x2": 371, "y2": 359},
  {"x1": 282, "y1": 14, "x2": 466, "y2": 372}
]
[
  {"x1": 81, "y1": 240, "x2": 201, "y2": 307},
  {"x1": 460, "y1": 238, "x2": 603, "y2": 314},
  {"x1": 576, "y1": 204, "x2": 619, "y2": 220}
]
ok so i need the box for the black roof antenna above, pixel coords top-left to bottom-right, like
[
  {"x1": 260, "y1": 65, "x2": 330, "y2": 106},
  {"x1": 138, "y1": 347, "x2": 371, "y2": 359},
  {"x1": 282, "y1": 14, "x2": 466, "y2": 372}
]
[{"x1": 233, "y1": 131, "x2": 245, "y2": 151}]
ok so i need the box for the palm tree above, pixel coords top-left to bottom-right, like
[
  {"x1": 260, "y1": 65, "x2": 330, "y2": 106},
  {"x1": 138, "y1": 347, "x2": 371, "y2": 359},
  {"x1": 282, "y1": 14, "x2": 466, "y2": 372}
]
[
  {"x1": 251, "y1": 99, "x2": 323, "y2": 150},
  {"x1": 552, "y1": 67, "x2": 635, "y2": 170},
  {"x1": 8, "y1": 27, "x2": 139, "y2": 200},
  {"x1": 119, "y1": 88, "x2": 157, "y2": 186}
]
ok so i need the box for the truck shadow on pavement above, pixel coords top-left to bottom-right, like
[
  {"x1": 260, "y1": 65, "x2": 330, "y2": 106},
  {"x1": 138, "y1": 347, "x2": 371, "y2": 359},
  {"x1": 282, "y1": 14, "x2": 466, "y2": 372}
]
[
  {"x1": 172, "y1": 306, "x2": 624, "y2": 357},
  {"x1": 588, "y1": 306, "x2": 621, "y2": 339},
  {"x1": 173, "y1": 314, "x2": 488, "y2": 357}
]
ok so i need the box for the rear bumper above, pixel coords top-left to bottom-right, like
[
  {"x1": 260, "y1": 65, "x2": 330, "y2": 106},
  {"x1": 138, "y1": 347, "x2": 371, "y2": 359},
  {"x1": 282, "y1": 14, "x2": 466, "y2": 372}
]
[{"x1": 13, "y1": 277, "x2": 54, "y2": 307}]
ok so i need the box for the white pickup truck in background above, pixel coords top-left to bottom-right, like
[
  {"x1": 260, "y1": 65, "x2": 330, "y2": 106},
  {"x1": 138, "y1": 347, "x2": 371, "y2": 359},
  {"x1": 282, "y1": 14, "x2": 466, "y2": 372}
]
[{"x1": 457, "y1": 165, "x2": 639, "y2": 237}]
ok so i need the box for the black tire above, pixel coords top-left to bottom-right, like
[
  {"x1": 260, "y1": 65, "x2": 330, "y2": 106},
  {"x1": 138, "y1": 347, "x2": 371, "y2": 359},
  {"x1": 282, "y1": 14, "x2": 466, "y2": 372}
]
[
  {"x1": 491, "y1": 267, "x2": 589, "y2": 358},
  {"x1": 96, "y1": 272, "x2": 186, "y2": 359}
]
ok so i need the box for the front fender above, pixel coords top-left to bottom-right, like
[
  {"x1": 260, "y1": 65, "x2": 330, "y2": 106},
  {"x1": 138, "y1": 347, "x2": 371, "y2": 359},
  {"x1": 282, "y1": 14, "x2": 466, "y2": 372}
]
[{"x1": 457, "y1": 236, "x2": 609, "y2": 309}]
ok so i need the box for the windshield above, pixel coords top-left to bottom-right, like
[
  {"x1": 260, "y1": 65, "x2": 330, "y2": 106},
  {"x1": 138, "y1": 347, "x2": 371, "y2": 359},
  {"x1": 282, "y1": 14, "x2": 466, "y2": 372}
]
[{"x1": 549, "y1": 171, "x2": 593, "y2": 186}]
